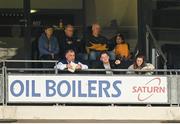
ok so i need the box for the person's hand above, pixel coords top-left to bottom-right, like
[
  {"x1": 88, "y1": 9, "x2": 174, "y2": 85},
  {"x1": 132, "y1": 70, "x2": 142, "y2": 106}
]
[
  {"x1": 67, "y1": 64, "x2": 73, "y2": 69},
  {"x1": 115, "y1": 60, "x2": 121, "y2": 65},
  {"x1": 76, "y1": 64, "x2": 82, "y2": 70}
]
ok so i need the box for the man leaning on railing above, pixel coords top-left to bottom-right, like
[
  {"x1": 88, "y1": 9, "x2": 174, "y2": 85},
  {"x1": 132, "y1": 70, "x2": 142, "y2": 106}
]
[
  {"x1": 91, "y1": 51, "x2": 122, "y2": 74},
  {"x1": 55, "y1": 49, "x2": 88, "y2": 73}
]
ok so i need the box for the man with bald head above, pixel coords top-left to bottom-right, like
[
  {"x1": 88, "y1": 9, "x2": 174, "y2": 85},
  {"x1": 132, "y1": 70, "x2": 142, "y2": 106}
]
[{"x1": 85, "y1": 23, "x2": 115, "y2": 61}]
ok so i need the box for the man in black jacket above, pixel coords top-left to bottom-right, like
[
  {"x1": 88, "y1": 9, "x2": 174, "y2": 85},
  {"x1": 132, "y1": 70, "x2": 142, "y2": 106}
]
[
  {"x1": 92, "y1": 51, "x2": 121, "y2": 74},
  {"x1": 58, "y1": 24, "x2": 78, "y2": 59}
]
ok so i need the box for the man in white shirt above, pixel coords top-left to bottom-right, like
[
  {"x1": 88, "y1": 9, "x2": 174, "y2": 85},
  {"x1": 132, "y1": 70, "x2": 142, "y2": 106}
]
[{"x1": 55, "y1": 49, "x2": 88, "y2": 72}]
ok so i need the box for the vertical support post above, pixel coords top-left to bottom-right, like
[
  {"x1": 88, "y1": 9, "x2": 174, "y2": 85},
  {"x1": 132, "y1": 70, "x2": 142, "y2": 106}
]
[
  {"x1": 2, "y1": 62, "x2": 5, "y2": 105},
  {"x1": 146, "y1": 31, "x2": 150, "y2": 62},
  {"x1": 23, "y1": 0, "x2": 31, "y2": 67},
  {"x1": 152, "y1": 48, "x2": 156, "y2": 67},
  {"x1": 82, "y1": 0, "x2": 86, "y2": 29},
  {"x1": 55, "y1": 61, "x2": 58, "y2": 75},
  {"x1": 138, "y1": 0, "x2": 153, "y2": 56},
  {"x1": 2, "y1": 61, "x2": 7, "y2": 105}
]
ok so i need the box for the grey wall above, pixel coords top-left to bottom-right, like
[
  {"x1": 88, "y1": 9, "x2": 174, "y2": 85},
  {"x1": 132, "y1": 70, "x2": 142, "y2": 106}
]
[{"x1": 85, "y1": 0, "x2": 138, "y2": 27}]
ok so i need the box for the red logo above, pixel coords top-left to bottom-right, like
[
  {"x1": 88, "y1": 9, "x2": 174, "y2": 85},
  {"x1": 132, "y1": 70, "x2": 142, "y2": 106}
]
[{"x1": 132, "y1": 78, "x2": 166, "y2": 101}]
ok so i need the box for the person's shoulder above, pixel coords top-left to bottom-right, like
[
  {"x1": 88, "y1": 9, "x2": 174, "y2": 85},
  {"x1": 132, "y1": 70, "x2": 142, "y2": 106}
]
[
  {"x1": 58, "y1": 59, "x2": 67, "y2": 64},
  {"x1": 51, "y1": 35, "x2": 57, "y2": 40},
  {"x1": 124, "y1": 42, "x2": 129, "y2": 46},
  {"x1": 72, "y1": 36, "x2": 78, "y2": 42},
  {"x1": 39, "y1": 33, "x2": 45, "y2": 39},
  {"x1": 128, "y1": 64, "x2": 134, "y2": 69},
  {"x1": 86, "y1": 34, "x2": 94, "y2": 39},
  {"x1": 90, "y1": 61, "x2": 103, "y2": 69},
  {"x1": 38, "y1": 33, "x2": 46, "y2": 42},
  {"x1": 57, "y1": 33, "x2": 66, "y2": 40},
  {"x1": 74, "y1": 59, "x2": 84, "y2": 64},
  {"x1": 110, "y1": 61, "x2": 115, "y2": 65},
  {"x1": 99, "y1": 35, "x2": 107, "y2": 39},
  {"x1": 83, "y1": 35, "x2": 94, "y2": 43}
]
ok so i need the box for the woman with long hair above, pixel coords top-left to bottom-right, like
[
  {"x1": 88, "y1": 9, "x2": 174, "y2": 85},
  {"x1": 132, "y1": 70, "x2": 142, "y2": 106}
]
[{"x1": 128, "y1": 55, "x2": 155, "y2": 75}]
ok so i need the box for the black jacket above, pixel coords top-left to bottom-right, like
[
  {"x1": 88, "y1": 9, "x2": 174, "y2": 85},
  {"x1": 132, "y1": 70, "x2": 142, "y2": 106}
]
[
  {"x1": 58, "y1": 33, "x2": 78, "y2": 58},
  {"x1": 91, "y1": 61, "x2": 118, "y2": 74}
]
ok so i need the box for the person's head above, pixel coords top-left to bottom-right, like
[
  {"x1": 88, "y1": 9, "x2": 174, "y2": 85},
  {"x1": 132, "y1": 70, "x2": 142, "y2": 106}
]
[
  {"x1": 65, "y1": 24, "x2": 74, "y2": 37},
  {"x1": 92, "y1": 23, "x2": 101, "y2": 37},
  {"x1": 100, "y1": 51, "x2": 110, "y2": 64},
  {"x1": 44, "y1": 26, "x2": 53, "y2": 37},
  {"x1": 115, "y1": 34, "x2": 125, "y2": 44},
  {"x1": 134, "y1": 55, "x2": 145, "y2": 69},
  {"x1": 65, "y1": 49, "x2": 76, "y2": 62}
]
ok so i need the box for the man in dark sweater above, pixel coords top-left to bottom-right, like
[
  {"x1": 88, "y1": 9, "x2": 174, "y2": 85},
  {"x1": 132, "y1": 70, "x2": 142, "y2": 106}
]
[
  {"x1": 85, "y1": 23, "x2": 115, "y2": 60},
  {"x1": 58, "y1": 24, "x2": 78, "y2": 59}
]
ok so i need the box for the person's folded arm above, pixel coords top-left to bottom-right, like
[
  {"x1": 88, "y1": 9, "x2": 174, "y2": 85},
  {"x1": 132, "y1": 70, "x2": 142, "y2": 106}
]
[
  {"x1": 38, "y1": 38, "x2": 51, "y2": 55},
  {"x1": 78, "y1": 62, "x2": 88, "y2": 70},
  {"x1": 142, "y1": 63, "x2": 155, "y2": 71},
  {"x1": 55, "y1": 62, "x2": 67, "y2": 70}
]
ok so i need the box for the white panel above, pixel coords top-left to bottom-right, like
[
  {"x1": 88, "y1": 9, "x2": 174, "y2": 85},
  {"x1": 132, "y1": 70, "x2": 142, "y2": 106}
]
[{"x1": 8, "y1": 75, "x2": 168, "y2": 103}]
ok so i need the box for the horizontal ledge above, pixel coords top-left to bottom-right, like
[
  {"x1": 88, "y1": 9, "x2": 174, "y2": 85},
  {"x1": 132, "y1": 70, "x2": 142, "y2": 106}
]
[{"x1": 0, "y1": 106, "x2": 180, "y2": 122}]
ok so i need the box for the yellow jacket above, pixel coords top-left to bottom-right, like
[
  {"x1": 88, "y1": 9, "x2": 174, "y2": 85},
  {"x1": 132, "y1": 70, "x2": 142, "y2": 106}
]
[{"x1": 115, "y1": 43, "x2": 129, "y2": 58}]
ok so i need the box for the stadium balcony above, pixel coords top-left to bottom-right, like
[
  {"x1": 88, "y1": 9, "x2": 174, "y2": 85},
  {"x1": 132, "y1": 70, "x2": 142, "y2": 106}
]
[{"x1": 0, "y1": 60, "x2": 179, "y2": 123}]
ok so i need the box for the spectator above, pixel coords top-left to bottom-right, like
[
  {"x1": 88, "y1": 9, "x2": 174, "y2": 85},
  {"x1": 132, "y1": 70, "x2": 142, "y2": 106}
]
[
  {"x1": 113, "y1": 33, "x2": 130, "y2": 60},
  {"x1": 93, "y1": 51, "x2": 121, "y2": 74},
  {"x1": 58, "y1": 24, "x2": 78, "y2": 59},
  {"x1": 55, "y1": 49, "x2": 88, "y2": 73},
  {"x1": 38, "y1": 26, "x2": 59, "y2": 68},
  {"x1": 111, "y1": 34, "x2": 133, "y2": 69},
  {"x1": 86, "y1": 23, "x2": 115, "y2": 61},
  {"x1": 128, "y1": 55, "x2": 155, "y2": 75}
]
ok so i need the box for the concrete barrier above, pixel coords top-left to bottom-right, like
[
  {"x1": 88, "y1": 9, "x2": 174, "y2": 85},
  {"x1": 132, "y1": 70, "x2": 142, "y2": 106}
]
[{"x1": 0, "y1": 106, "x2": 180, "y2": 123}]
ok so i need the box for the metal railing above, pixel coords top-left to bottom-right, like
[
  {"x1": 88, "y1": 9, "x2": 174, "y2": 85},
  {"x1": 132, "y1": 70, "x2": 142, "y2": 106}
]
[
  {"x1": 0, "y1": 60, "x2": 180, "y2": 106},
  {"x1": 146, "y1": 25, "x2": 168, "y2": 69}
]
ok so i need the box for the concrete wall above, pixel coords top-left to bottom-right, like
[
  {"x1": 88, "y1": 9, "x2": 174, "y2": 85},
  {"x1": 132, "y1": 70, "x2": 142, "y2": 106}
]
[
  {"x1": 0, "y1": 106, "x2": 180, "y2": 123},
  {"x1": 85, "y1": 0, "x2": 138, "y2": 27}
]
